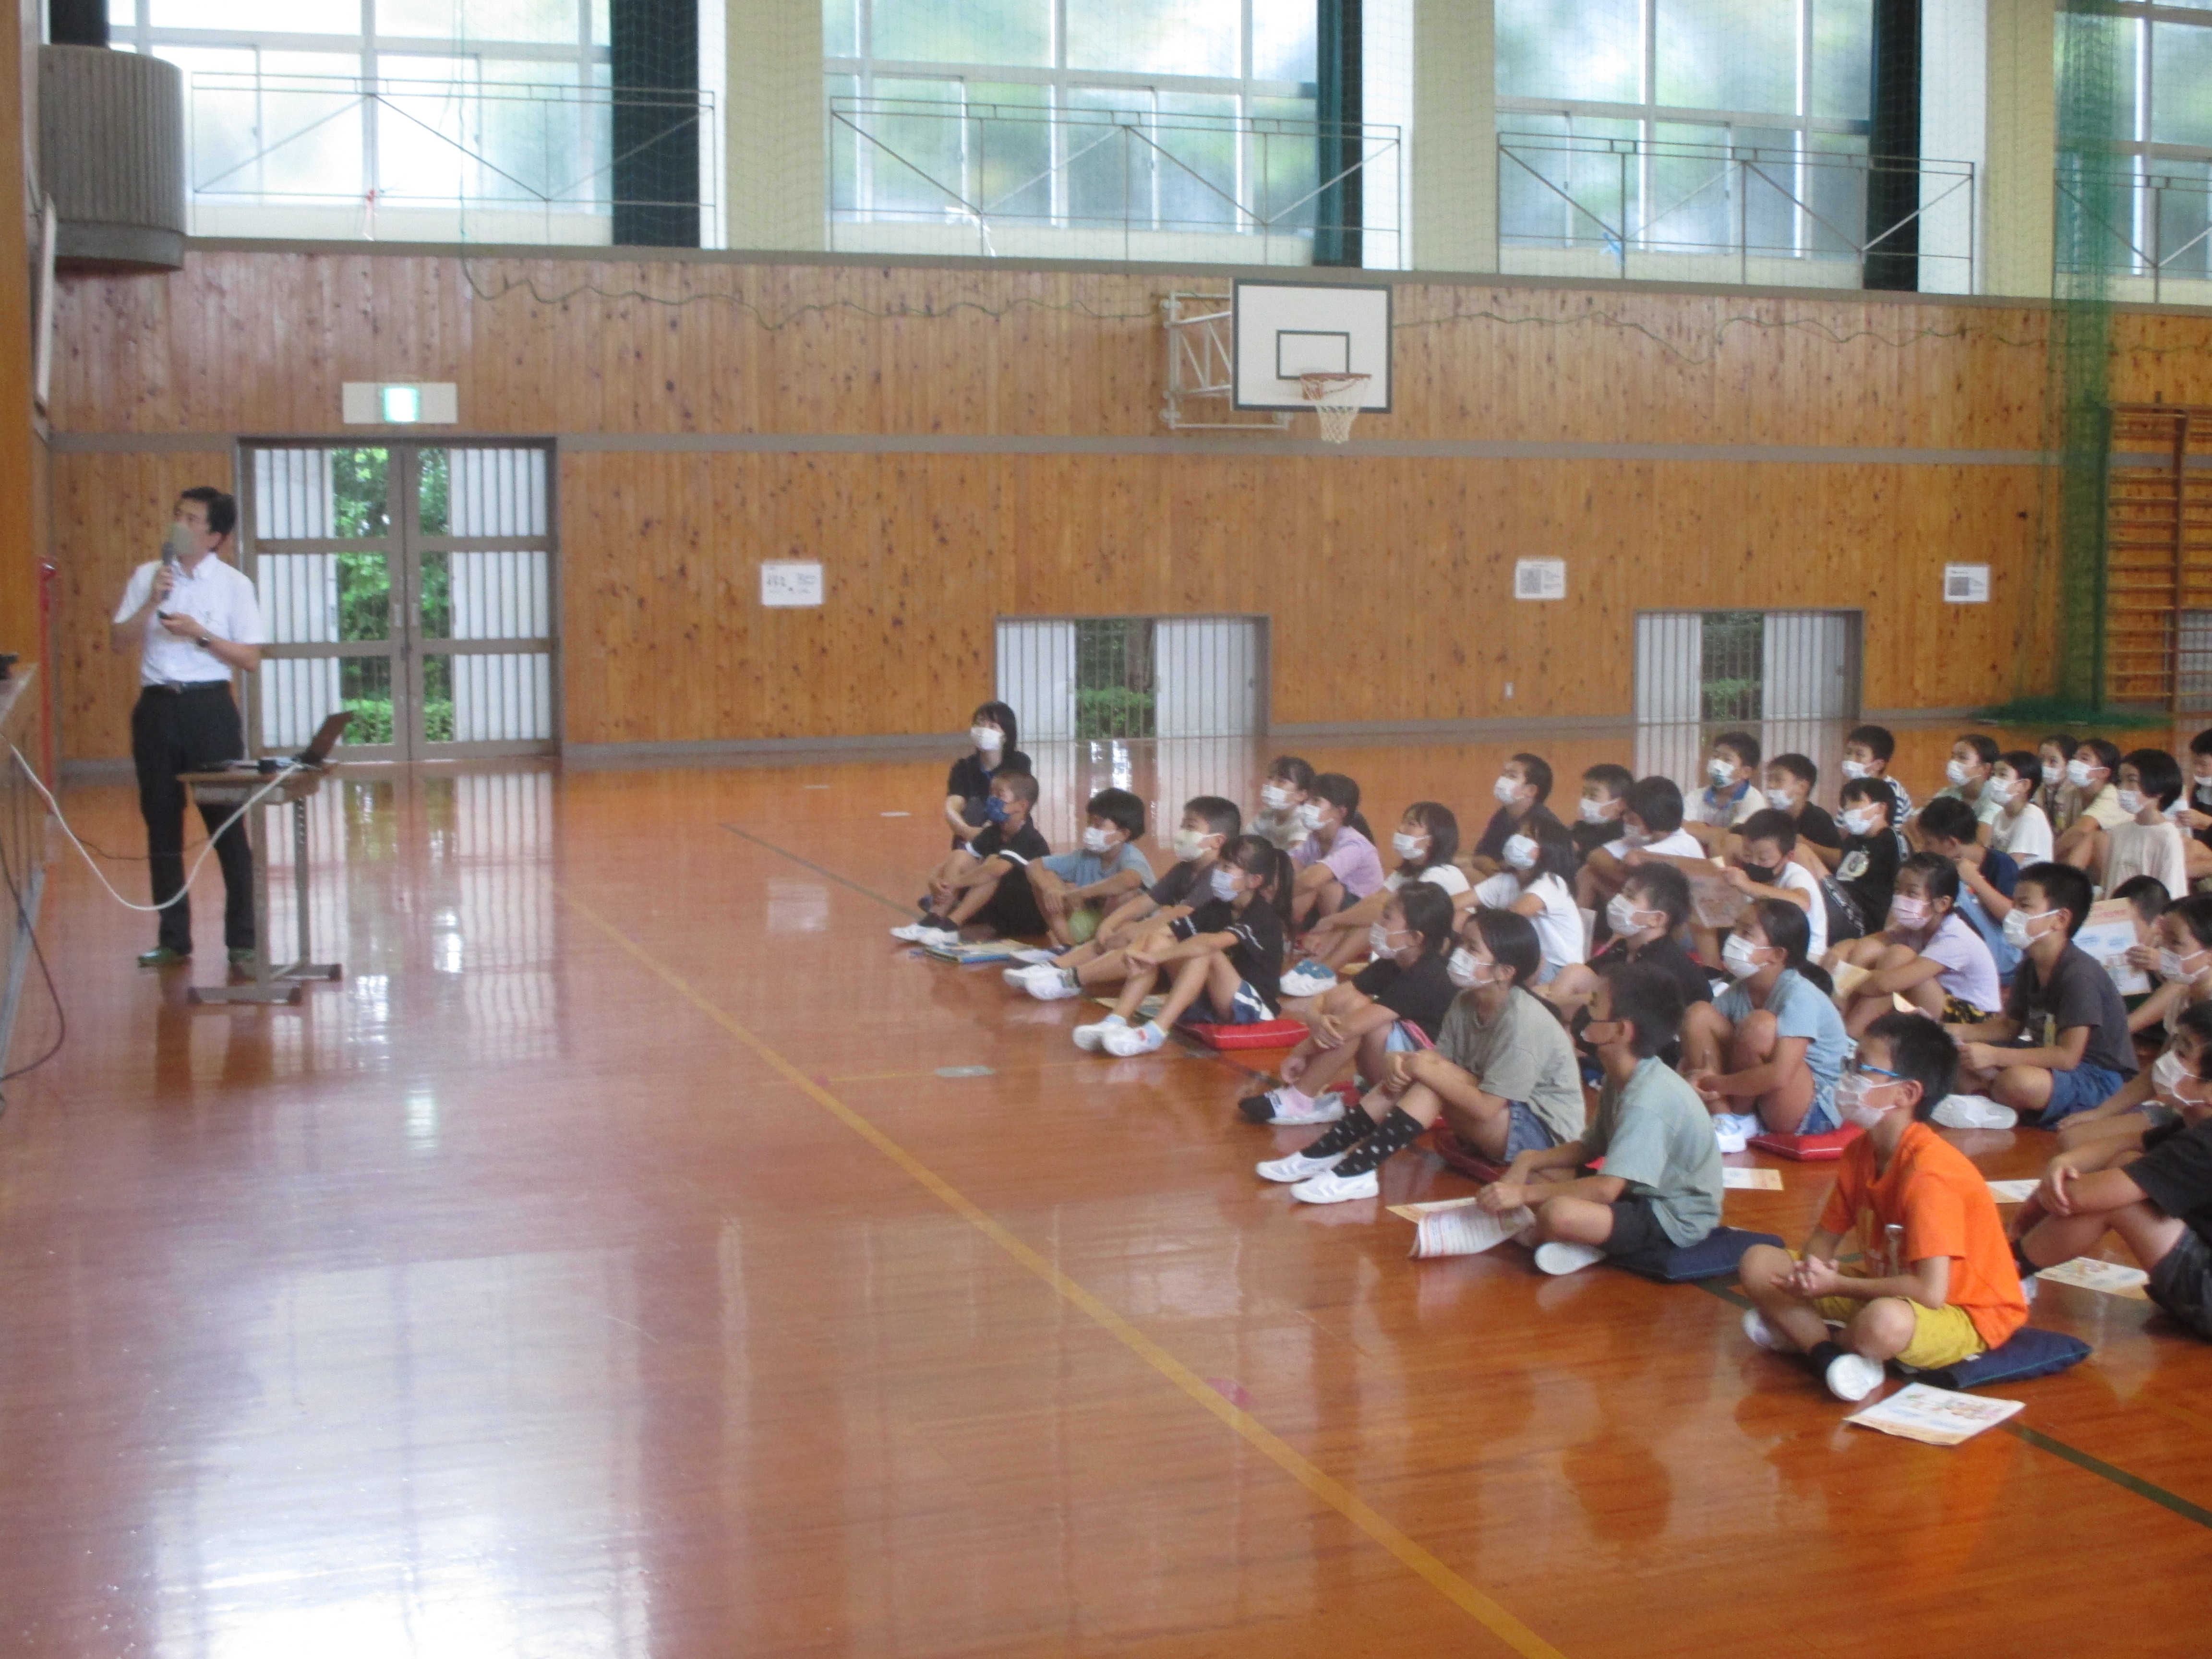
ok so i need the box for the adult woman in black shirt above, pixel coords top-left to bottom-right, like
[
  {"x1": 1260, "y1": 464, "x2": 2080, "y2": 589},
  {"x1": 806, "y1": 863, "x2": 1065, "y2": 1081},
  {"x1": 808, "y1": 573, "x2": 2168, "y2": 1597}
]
[{"x1": 943, "y1": 701, "x2": 1030, "y2": 849}]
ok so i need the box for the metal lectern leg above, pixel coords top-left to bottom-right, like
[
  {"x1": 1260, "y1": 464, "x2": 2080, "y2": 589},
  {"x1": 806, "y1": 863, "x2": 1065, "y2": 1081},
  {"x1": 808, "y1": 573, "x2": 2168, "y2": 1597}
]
[
  {"x1": 279, "y1": 792, "x2": 342, "y2": 984},
  {"x1": 192, "y1": 797, "x2": 300, "y2": 1006}
]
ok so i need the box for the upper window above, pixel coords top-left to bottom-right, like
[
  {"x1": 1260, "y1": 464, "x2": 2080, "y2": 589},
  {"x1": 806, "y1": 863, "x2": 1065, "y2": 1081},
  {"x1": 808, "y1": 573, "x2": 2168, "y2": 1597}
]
[
  {"x1": 108, "y1": 0, "x2": 651, "y2": 244},
  {"x1": 2067, "y1": 4, "x2": 2212, "y2": 293},
  {"x1": 1495, "y1": 0, "x2": 1884, "y2": 278},
  {"x1": 823, "y1": 1, "x2": 1391, "y2": 266}
]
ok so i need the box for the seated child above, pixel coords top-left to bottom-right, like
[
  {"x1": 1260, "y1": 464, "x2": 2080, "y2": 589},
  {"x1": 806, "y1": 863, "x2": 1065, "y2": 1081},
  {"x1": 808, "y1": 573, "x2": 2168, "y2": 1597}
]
[
  {"x1": 1683, "y1": 899, "x2": 1849, "y2": 1137},
  {"x1": 2015, "y1": 1013, "x2": 2212, "y2": 1343},
  {"x1": 2119, "y1": 889, "x2": 2212, "y2": 1047},
  {"x1": 2113, "y1": 875, "x2": 2175, "y2": 1038},
  {"x1": 2060, "y1": 999, "x2": 2212, "y2": 1154},
  {"x1": 1841, "y1": 723, "x2": 1912, "y2": 824},
  {"x1": 1546, "y1": 863, "x2": 1713, "y2": 1048},
  {"x1": 1027, "y1": 787, "x2": 1154, "y2": 947},
  {"x1": 2032, "y1": 732, "x2": 2081, "y2": 830},
  {"x1": 1573, "y1": 763, "x2": 1635, "y2": 862},
  {"x1": 1984, "y1": 749, "x2": 2056, "y2": 864},
  {"x1": 1914, "y1": 795, "x2": 2020, "y2": 986},
  {"x1": 1952, "y1": 861, "x2": 2140, "y2": 1123},
  {"x1": 2177, "y1": 728, "x2": 2212, "y2": 885},
  {"x1": 1703, "y1": 806, "x2": 1826, "y2": 965},
  {"x1": 2092, "y1": 748, "x2": 2190, "y2": 899},
  {"x1": 1464, "y1": 814, "x2": 1586, "y2": 986},
  {"x1": 1917, "y1": 732, "x2": 2002, "y2": 839},
  {"x1": 1251, "y1": 756, "x2": 1317, "y2": 852},
  {"x1": 1688, "y1": 729, "x2": 1765, "y2": 853},
  {"x1": 1299, "y1": 802, "x2": 1467, "y2": 970},
  {"x1": 1577, "y1": 775, "x2": 1707, "y2": 912},
  {"x1": 1252, "y1": 908, "x2": 1584, "y2": 1204},
  {"x1": 1469, "y1": 960, "x2": 1725, "y2": 1276},
  {"x1": 1239, "y1": 883, "x2": 1459, "y2": 1126},
  {"x1": 1008, "y1": 795, "x2": 1238, "y2": 1000},
  {"x1": 1834, "y1": 852, "x2": 2002, "y2": 1037},
  {"x1": 1834, "y1": 775, "x2": 1905, "y2": 938},
  {"x1": 892, "y1": 770, "x2": 1050, "y2": 941},
  {"x1": 1286, "y1": 773, "x2": 1387, "y2": 930},
  {"x1": 1071, "y1": 834, "x2": 1291, "y2": 1058},
  {"x1": 1739, "y1": 1012, "x2": 2030, "y2": 1401},
  {"x1": 2054, "y1": 738, "x2": 2128, "y2": 866},
  {"x1": 938, "y1": 700, "x2": 1030, "y2": 850},
  {"x1": 1762, "y1": 752, "x2": 1843, "y2": 872},
  {"x1": 1469, "y1": 753, "x2": 1564, "y2": 877}
]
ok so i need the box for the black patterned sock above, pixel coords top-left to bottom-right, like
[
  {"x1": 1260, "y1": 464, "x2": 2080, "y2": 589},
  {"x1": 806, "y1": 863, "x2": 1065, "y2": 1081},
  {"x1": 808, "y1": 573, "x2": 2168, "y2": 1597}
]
[
  {"x1": 1330, "y1": 1107, "x2": 1427, "y2": 1177},
  {"x1": 1806, "y1": 1339, "x2": 1847, "y2": 1375},
  {"x1": 1297, "y1": 1108, "x2": 1384, "y2": 1161}
]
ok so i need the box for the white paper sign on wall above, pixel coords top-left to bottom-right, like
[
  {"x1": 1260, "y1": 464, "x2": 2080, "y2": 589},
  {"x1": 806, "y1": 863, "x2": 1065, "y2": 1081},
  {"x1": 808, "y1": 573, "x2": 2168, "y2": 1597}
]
[
  {"x1": 1514, "y1": 558, "x2": 1567, "y2": 601},
  {"x1": 1943, "y1": 563, "x2": 1991, "y2": 604},
  {"x1": 760, "y1": 561, "x2": 825, "y2": 607}
]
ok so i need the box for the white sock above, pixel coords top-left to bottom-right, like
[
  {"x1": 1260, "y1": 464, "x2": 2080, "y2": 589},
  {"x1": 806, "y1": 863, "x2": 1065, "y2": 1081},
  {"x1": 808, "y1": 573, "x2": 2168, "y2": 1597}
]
[
  {"x1": 1275, "y1": 1083, "x2": 1315, "y2": 1109},
  {"x1": 1101, "y1": 1012, "x2": 1128, "y2": 1028}
]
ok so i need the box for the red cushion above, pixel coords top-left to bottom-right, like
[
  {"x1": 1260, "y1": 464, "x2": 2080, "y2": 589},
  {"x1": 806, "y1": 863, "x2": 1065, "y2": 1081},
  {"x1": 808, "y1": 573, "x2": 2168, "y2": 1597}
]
[
  {"x1": 1423, "y1": 1122, "x2": 1509, "y2": 1184},
  {"x1": 1186, "y1": 1019, "x2": 1309, "y2": 1051},
  {"x1": 1746, "y1": 1124, "x2": 1864, "y2": 1161}
]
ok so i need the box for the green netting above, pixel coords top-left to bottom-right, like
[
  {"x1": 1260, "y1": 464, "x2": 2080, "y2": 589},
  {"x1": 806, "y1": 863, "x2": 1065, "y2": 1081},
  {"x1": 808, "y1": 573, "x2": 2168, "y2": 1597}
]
[{"x1": 2002, "y1": 9, "x2": 2125, "y2": 725}]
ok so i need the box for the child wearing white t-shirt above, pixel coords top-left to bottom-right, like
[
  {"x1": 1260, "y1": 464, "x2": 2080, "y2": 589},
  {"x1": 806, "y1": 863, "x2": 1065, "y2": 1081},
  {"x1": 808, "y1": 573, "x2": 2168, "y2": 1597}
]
[
  {"x1": 1709, "y1": 808, "x2": 1828, "y2": 965},
  {"x1": 1985, "y1": 749, "x2": 2055, "y2": 864},
  {"x1": 1577, "y1": 775, "x2": 1709, "y2": 915},
  {"x1": 1466, "y1": 815, "x2": 1586, "y2": 985}
]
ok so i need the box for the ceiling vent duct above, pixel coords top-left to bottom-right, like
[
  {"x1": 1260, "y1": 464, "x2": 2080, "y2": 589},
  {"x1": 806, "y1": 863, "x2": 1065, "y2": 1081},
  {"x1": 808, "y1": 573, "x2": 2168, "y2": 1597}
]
[{"x1": 39, "y1": 45, "x2": 186, "y2": 272}]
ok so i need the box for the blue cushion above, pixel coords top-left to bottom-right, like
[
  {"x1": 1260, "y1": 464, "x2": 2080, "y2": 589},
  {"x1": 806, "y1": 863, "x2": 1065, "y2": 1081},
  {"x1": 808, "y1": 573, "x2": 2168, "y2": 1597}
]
[
  {"x1": 1616, "y1": 1226, "x2": 1786, "y2": 1284},
  {"x1": 1909, "y1": 1326, "x2": 2092, "y2": 1391}
]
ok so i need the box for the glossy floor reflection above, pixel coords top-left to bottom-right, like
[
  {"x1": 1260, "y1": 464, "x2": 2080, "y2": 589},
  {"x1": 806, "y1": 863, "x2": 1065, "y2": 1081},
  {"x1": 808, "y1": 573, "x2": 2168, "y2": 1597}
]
[{"x1": 5, "y1": 735, "x2": 2211, "y2": 1659}]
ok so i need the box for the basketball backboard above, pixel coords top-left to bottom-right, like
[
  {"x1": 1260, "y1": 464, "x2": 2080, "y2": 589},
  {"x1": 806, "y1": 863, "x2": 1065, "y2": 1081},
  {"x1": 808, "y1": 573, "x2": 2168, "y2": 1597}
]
[{"x1": 1231, "y1": 280, "x2": 1392, "y2": 412}]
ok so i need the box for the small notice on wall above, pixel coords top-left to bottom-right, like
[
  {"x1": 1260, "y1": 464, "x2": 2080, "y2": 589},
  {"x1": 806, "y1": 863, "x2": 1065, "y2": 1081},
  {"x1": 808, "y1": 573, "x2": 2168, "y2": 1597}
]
[
  {"x1": 1944, "y1": 564, "x2": 1990, "y2": 603},
  {"x1": 1514, "y1": 558, "x2": 1567, "y2": 601},
  {"x1": 761, "y1": 561, "x2": 825, "y2": 607}
]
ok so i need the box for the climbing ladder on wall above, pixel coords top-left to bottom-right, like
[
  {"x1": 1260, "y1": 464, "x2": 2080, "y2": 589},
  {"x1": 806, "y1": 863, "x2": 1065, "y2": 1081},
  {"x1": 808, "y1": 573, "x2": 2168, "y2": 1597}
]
[{"x1": 2107, "y1": 404, "x2": 2212, "y2": 711}]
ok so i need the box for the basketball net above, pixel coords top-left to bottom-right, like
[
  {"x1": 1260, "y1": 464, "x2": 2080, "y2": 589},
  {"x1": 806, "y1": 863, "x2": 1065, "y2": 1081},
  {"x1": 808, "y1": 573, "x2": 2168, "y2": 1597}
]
[{"x1": 1298, "y1": 372, "x2": 1370, "y2": 444}]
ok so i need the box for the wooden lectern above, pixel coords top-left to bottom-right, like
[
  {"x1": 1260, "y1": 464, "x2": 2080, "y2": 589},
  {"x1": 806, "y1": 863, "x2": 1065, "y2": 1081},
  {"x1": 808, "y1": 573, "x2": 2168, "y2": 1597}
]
[{"x1": 179, "y1": 766, "x2": 344, "y2": 1006}]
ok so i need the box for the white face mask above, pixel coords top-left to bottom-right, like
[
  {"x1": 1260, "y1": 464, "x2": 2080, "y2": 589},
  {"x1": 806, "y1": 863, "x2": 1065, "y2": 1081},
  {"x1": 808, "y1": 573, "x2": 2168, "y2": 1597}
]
[
  {"x1": 2196, "y1": 777, "x2": 2212, "y2": 805},
  {"x1": 1492, "y1": 774, "x2": 1522, "y2": 806},
  {"x1": 971, "y1": 725, "x2": 1003, "y2": 753},
  {"x1": 1889, "y1": 896, "x2": 1930, "y2": 931},
  {"x1": 1578, "y1": 796, "x2": 1614, "y2": 824},
  {"x1": 1617, "y1": 824, "x2": 1651, "y2": 848},
  {"x1": 2002, "y1": 906, "x2": 2056, "y2": 950},
  {"x1": 1760, "y1": 787, "x2": 1795, "y2": 813},
  {"x1": 1171, "y1": 827, "x2": 1207, "y2": 862},
  {"x1": 1081, "y1": 825, "x2": 1113, "y2": 853},
  {"x1": 1841, "y1": 758, "x2": 1872, "y2": 780},
  {"x1": 1503, "y1": 833, "x2": 1539, "y2": 871},
  {"x1": 1721, "y1": 934, "x2": 1766, "y2": 979},
  {"x1": 2152, "y1": 1048, "x2": 2203, "y2": 1105},
  {"x1": 1392, "y1": 830, "x2": 1428, "y2": 860},
  {"x1": 1606, "y1": 893, "x2": 1648, "y2": 937},
  {"x1": 1946, "y1": 757, "x2": 1973, "y2": 787},
  {"x1": 1841, "y1": 806, "x2": 1881, "y2": 836},
  {"x1": 1261, "y1": 783, "x2": 1292, "y2": 811},
  {"x1": 2160, "y1": 946, "x2": 2205, "y2": 984},
  {"x1": 1295, "y1": 801, "x2": 1327, "y2": 832},
  {"x1": 1209, "y1": 866, "x2": 1244, "y2": 902},
  {"x1": 2067, "y1": 758, "x2": 2096, "y2": 790},
  {"x1": 1707, "y1": 757, "x2": 1736, "y2": 785},
  {"x1": 1991, "y1": 771, "x2": 2020, "y2": 803},
  {"x1": 2118, "y1": 788, "x2": 2146, "y2": 815},
  {"x1": 1446, "y1": 947, "x2": 1491, "y2": 990},
  {"x1": 2042, "y1": 762, "x2": 2065, "y2": 785},
  {"x1": 1834, "y1": 1070, "x2": 1898, "y2": 1131},
  {"x1": 1369, "y1": 922, "x2": 1407, "y2": 960}
]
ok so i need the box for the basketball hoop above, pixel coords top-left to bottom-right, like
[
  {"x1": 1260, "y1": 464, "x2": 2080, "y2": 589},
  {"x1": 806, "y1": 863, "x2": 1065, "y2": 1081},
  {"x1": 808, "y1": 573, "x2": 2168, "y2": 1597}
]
[{"x1": 1299, "y1": 372, "x2": 1370, "y2": 444}]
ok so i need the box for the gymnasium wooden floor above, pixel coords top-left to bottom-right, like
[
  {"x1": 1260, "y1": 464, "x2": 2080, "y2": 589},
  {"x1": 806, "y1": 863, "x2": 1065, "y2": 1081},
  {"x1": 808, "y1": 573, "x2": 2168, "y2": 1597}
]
[{"x1": 5, "y1": 736, "x2": 2210, "y2": 1659}]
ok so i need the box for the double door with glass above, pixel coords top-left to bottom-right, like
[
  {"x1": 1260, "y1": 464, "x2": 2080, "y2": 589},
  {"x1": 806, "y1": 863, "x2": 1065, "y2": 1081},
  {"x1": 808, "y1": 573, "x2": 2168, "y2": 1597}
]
[{"x1": 245, "y1": 443, "x2": 557, "y2": 759}]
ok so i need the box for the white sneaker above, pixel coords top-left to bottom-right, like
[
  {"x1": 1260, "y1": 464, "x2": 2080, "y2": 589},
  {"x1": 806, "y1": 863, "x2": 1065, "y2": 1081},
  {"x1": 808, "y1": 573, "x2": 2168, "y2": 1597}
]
[
  {"x1": 2020, "y1": 1273, "x2": 2039, "y2": 1304},
  {"x1": 1257, "y1": 1149, "x2": 1346, "y2": 1183},
  {"x1": 890, "y1": 921, "x2": 945, "y2": 943},
  {"x1": 1533, "y1": 1241, "x2": 1606, "y2": 1276},
  {"x1": 1742, "y1": 1309, "x2": 1788, "y2": 1352},
  {"x1": 1824, "y1": 1351, "x2": 1887, "y2": 1403},
  {"x1": 1073, "y1": 1014, "x2": 1128, "y2": 1052},
  {"x1": 1714, "y1": 1127, "x2": 1749, "y2": 1155},
  {"x1": 1932, "y1": 1094, "x2": 2018, "y2": 1130},
  {"x1": 1265, "y1": 1087, "x2": 1345, "y2": 1126},
  {"x1": 1103, "y1": 1020, "x2": 1168, "y2": 1058},
  {"x1": 1278, "y1": 962, "x2": 1338, "y2": 998},
  {"x1": 1024, "y1": 970, "x2": 1083, "y2": 1002},
  {"x1": 1291, "y1": 1167, "x2": 1379, "y2": 1204},
  {"x1": 1002, "y1": 964, "x2": 1044, "y2": 988}
]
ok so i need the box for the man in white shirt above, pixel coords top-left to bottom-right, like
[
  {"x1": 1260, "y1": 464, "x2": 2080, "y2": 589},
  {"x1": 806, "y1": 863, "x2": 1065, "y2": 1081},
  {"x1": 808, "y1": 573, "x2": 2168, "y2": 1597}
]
[{"x1": 109, "y1": 487, "x2": 265, "y2": 967}]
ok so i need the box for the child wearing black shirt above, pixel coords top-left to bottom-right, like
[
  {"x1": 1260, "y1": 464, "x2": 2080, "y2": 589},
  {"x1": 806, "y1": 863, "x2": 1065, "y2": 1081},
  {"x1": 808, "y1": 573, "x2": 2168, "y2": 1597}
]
[{"x1": 892, "y1": 771, "x2": 1050, "y2": 941}]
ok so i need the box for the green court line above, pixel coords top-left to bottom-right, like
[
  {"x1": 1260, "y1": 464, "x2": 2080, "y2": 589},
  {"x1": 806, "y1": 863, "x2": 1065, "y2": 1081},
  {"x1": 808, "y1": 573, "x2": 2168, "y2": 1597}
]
[{"x1": 1688, "y1": 1279, "x2": 2212, "y2": 1530}]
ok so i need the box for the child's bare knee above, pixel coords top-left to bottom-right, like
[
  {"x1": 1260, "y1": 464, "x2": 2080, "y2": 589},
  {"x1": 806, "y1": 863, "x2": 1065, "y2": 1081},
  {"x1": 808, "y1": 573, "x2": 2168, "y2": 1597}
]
[
  {"x1": 1738, "y1": 1244, "x2": 1792, "y2": 1292},
  {"x1": 1852, "y1": 1298, "x2": 1917, "y2": 1357}
]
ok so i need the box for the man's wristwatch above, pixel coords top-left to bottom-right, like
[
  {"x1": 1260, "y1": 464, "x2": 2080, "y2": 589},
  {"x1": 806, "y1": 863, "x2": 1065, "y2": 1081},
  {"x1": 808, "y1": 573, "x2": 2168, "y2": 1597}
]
[{"x1": 195, "y1": 633, "x2": 212, "y2": 649}]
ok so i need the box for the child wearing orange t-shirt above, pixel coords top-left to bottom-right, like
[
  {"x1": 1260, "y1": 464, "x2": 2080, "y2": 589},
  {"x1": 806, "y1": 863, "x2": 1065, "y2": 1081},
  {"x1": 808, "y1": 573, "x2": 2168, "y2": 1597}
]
[{"x1": 1738, "y1": 1012, "x2": 2031, "y2": 1402}]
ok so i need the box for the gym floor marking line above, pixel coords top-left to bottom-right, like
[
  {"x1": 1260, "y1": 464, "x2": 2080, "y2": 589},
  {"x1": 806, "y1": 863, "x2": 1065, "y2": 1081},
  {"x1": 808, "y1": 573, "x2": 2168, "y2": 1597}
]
[
  {"x1": 562, "y1": 888, "x2": 1565, "y2": 1659},
  {"x1": 1690, "y1": 1279, "x2": 2212, "y2": 1529}
]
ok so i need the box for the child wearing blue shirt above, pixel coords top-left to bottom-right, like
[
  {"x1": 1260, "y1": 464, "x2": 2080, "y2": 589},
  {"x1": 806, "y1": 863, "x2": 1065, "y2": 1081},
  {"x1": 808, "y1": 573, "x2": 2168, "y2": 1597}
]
[
  {"x1": 1683, "y1": 898, "x2": 1849, "y2": 1137},
  {"x1": 1028, "y1": 787, "x2": 1154, "y2": 947}
]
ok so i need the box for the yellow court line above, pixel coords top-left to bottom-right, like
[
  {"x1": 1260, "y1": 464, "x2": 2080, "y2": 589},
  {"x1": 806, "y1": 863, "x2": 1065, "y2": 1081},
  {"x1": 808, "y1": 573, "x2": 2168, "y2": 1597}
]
[{"x1": 562, "y1": 889, "x2": 1565, "y2": 1659}]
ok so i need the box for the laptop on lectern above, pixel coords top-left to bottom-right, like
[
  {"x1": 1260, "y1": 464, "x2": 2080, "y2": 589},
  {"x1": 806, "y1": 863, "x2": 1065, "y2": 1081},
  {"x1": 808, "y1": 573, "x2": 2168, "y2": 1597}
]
[{"x1": 294, "y1": 710, "x2": 353, "y2": 768}]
